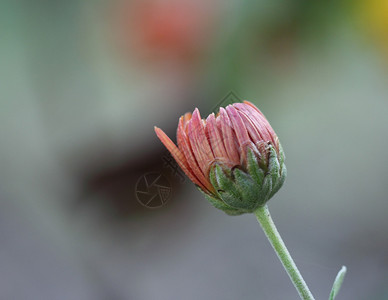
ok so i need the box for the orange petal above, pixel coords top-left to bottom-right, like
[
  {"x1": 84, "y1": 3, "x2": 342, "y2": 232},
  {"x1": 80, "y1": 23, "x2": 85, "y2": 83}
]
[
  {"x1": 182, "y1": 112, "x2": 192, "y2": 127},
  {"x1": 154, "y1": 126, "x2": 207, "y2": 191},
  {"x1": 177, "y1": 118, "x2": 214, "y2": 192},
  {"x1": 187, "y1": 108, "x2": 215, "y2": 179}
]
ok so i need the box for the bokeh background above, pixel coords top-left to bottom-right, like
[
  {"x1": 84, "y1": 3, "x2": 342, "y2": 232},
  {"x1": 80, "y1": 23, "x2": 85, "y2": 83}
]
[{"x1": 1, "y1": 0, "x2": 388, "y2": 299}]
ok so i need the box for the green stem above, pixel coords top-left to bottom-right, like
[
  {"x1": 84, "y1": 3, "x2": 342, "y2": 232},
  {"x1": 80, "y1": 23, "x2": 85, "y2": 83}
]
[{"x1": 254, "y1": 205, "x2": 315, "y2": 300}]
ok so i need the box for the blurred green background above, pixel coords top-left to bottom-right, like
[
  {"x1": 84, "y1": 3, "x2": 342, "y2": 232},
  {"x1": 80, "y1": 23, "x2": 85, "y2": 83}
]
[{"x1": 1, "y1": 0, "x2": 388, "y2": 299}]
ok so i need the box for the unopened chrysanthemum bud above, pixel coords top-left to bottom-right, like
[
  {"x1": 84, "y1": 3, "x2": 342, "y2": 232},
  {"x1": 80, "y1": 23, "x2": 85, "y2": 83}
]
[{"x1": 154, "y1": 101, "x2": 286, "y2": 215}]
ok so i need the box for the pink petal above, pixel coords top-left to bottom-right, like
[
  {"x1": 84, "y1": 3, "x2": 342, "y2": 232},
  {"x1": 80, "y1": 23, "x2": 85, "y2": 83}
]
[
  {"x1": 234, "y1": 102, "x2": 276, "y2": 147},
  {"x1": 243, "y1": 101, "x2": 278, "y2": 148},
  {"x1": 243, "y1": 101, "x2": 266, "y2": 118},
  {"x1": 226, "y1": 104, "x2": 253, "y2": 152},
  {"x1": 205, "y1": 113, "x2": 230, "y2": 167},
  {"x1": 217, "y1": 108, "x2": 240, "y2": 166},
  {"x1": 236, "y1": 108, "x2": 262, "y2": 142}
]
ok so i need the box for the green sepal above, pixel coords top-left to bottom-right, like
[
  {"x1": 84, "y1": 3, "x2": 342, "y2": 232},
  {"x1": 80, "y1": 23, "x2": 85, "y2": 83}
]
[
  {"x1": 199, "y1": 189, "x2": 244, "y2": 216},
  {"x1": 268, "y1": 146, "x2": 280, "y2": 188},
  {"x1": 259, "y1": 174, "x2": 273, "y2": 206},
  {"x1": 209, "y1": 164, "x2": 248, "y2": 212},
  {"x1": 217, "y1": 191, "x2": 247, "y2": 212},
  {"x1": 231, "y1": 168, "x2": 261, "y2": 210},
  {"x1": 266, "y1": 144, "x2": 287, "y2": 199},
  {"x1": 209, "y1": 166, "x2": 222, "y2": 199},
  {"x1": 213, "y1": 164, "x2": 241, "y2": 202},
  {"x1": 247, "y1": 148, "x2": 265, "y2": 187},
  {"x1": 246, "y1": 147, "x2": 275, "y2": 206},
  {"x1": 255, "y1": 141, "x2": 268, "y2": 168},
  {"x1": 278, "y1": 142, "x2": 286, "y2": 165},
  {"x1": 270, "y1": 162, "x2": 286, "y2": 198}
]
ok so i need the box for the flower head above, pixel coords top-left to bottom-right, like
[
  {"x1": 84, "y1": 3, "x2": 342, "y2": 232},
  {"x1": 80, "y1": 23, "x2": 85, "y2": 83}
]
[{"x1": 155, "y1": 101, "x2": 286, "y2": 215}]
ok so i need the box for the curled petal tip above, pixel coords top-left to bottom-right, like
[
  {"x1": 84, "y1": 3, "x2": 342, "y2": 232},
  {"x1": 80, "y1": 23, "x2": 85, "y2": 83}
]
[{"x1": 242, "y1": 100, "x2": 256, "y2": 107}]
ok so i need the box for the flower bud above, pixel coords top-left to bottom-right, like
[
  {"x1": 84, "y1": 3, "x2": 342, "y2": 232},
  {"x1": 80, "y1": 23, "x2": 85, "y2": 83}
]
[{"x1": 155, "y1": 101, "x2": 286, "y2": 215}]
